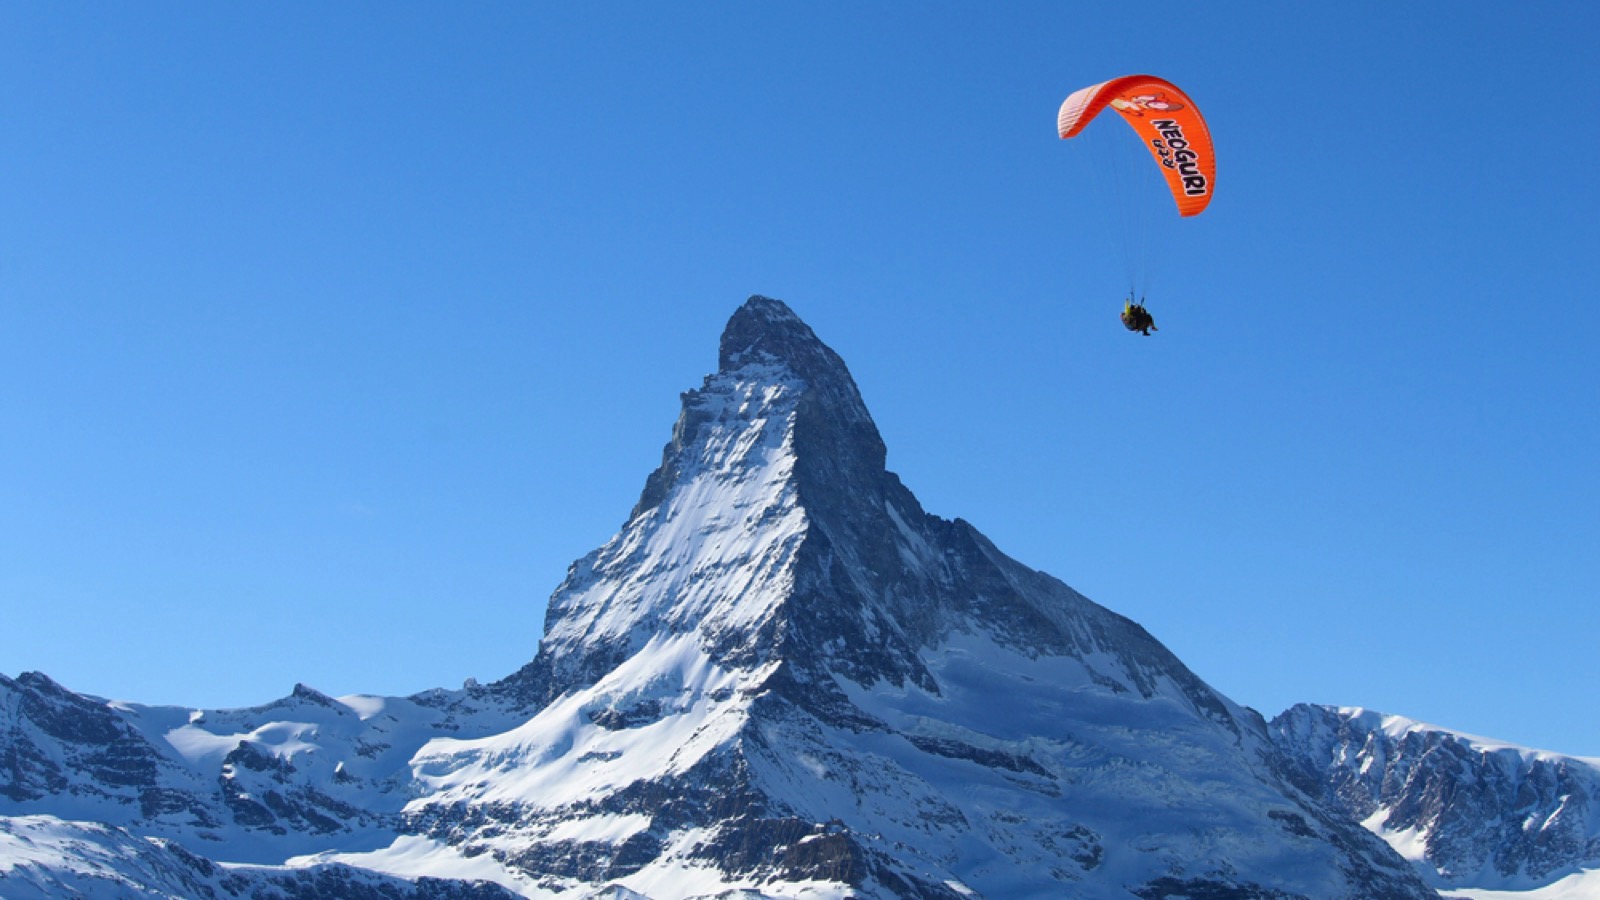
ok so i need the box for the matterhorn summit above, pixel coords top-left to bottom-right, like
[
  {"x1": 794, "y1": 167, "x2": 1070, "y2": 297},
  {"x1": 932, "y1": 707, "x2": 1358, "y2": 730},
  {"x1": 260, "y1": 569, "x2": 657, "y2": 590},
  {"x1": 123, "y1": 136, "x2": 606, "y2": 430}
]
[
  {"x1": 1, "y1": 296, "x2": 1444, "y2": 898},
  {"x1": 399, "y1": 296, "x2": 1436, "y2": 898}
]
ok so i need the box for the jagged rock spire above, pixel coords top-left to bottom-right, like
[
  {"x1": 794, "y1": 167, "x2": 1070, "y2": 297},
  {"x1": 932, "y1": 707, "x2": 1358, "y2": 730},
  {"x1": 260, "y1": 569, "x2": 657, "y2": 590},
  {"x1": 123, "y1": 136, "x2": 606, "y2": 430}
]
[
  {"x1": 630, "y1": 296, "x2": 883, "y2": 522},
  {"x1": 717, "y1": 296, "x2": 874, "y2": 426},
  {"x1": 456, "y1": 297, "x2": 1439, "y2": 898},
  {"x1": 504, "y1": 295, "x2": 1235, "y2": 721}
]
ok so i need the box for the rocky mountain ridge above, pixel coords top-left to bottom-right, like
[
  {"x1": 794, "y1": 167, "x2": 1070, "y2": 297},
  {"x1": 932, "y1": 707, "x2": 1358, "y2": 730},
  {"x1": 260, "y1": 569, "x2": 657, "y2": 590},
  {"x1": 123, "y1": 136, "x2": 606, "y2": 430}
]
[
  {"x1": 1272, "y1": 704, "x2": 1600, "y2": 896},
  {"x1": 2, "y1": 296, "x2": 1583, "y2": 898}
]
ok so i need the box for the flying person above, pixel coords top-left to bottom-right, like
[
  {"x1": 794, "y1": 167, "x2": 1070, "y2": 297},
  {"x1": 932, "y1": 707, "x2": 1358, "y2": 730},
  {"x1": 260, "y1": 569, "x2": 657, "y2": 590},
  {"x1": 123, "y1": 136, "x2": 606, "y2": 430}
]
[
  {"x1": 1121, "y1": 297, "x2": 1157, "y2": 336},
  {"x1": 1058, "y1": 75, "x2": 1215, "y2": 335}
]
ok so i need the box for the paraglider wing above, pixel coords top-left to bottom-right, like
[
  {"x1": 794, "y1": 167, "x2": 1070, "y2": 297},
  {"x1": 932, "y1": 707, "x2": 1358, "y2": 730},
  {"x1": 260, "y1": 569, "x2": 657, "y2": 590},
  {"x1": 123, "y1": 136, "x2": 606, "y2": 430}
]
[{"x1": 1058, "y1": 75, "x2": 1215, "y2": 217}]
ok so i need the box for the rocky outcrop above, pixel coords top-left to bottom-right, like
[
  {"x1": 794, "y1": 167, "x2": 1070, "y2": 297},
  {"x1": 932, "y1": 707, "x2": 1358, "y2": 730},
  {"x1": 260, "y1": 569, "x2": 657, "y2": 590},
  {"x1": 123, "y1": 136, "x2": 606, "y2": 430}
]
[{"x1": 1272, "y1": 704, "x2": 1600, "y2": 892}]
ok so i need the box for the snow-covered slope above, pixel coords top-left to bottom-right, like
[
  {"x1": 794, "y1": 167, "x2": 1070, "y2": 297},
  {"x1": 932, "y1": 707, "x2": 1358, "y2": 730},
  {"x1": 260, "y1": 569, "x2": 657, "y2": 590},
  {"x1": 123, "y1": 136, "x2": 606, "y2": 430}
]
[
  {"x1": 2, "y1": 295, "x2": 1451, "y2": 898},
  {"x1": 0, "y1": 670, "x2": 525, "y2": 861},
  {"x1": 1272, "y1": 704, "x2": 1600, "y2": 897},
  {"x1": 0, "y1": 814, "x2": 518, "y2": 899}
]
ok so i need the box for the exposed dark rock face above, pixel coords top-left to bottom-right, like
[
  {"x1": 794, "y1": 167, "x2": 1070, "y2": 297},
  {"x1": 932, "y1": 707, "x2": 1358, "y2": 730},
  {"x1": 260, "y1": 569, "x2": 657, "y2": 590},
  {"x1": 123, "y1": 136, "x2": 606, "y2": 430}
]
[
  {"x1": 1, "y1": 672, "x2": 174, "y2": 809},
  {"x1": 1272, "y1": 703, "x2": 1600, "y2": 891}
]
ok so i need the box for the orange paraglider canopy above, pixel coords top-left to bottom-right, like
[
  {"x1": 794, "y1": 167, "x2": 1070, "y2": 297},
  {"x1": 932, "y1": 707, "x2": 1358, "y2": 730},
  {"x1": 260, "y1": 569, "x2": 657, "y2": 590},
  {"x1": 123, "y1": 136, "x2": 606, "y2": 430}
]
[{"x1": 1058, "y1": 75, "x2": 1215, "y2": 217}]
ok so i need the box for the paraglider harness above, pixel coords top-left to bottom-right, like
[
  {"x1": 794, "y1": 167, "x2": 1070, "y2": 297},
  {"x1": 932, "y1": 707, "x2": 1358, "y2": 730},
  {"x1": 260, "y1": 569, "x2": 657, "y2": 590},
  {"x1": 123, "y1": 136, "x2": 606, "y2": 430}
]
[{"x1": 1121, "y1": 296, "x2": 1157, "y2": 336}]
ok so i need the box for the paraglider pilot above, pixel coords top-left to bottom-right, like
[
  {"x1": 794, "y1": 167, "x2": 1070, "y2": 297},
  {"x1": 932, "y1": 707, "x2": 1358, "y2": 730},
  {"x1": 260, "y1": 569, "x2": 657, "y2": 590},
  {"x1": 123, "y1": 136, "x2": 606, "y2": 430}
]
[{"x1": 1121, "y1": 297, "x2": 1157, "y2": 336}]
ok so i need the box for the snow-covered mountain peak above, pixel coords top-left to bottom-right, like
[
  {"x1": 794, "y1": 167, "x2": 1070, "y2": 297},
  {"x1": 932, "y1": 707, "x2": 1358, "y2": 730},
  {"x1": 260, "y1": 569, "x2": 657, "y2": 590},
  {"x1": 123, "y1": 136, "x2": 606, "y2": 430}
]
[
  {"x1": 495, "y1": 297, "x2": 1265, "y2": 718},
  {"x1": 2, "y1": 295, "x2": 1454, "y2": 898},
  {"x1": 715, "y1": 294, "x2": 884, "y2": 481},
  {"x1": 497, "y1": 297, "x2": 911, "y2": 709},
  {"x1": 718, "y1": 295, "x2": 806, "y2": 367},
  {"x1": 718, "y1": 296, "x2": 849, "y2": 387},
  {"x1": 433, "y1": 297, "x2": 1442, "y2": 897}
]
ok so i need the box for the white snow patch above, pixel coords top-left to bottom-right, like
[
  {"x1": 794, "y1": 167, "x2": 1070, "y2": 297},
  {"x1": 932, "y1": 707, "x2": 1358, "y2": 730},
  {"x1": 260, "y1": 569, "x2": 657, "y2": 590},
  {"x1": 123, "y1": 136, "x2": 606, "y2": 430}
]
[
  {"x1": 292, "y1": 834, "x2": 541, "y2": 897},
  {"x1": 544, "y1": 813, "x2": 652, "y2": 845},
  {"x1": 1365, "y1": 809, "x2": 1431, "y2": 864},
  {"x1": 163, "y1": 720, "x2": 318, "y2": 767},
  {"x1": 795, "y1": 753, "x2": 829, "y2": 780},
  {"x1": 1444, "y1": 868, "x2": 1600, "y2": 900},
  {"x1": 337, "y1": 694, "x2": 388, "y2": 720},
  {"x1": 165, "y1": 724, "x2": 248, "y2": 766},
  {"x1": 1339, "y1": 707, "x2": 1600, "y2": 766}
]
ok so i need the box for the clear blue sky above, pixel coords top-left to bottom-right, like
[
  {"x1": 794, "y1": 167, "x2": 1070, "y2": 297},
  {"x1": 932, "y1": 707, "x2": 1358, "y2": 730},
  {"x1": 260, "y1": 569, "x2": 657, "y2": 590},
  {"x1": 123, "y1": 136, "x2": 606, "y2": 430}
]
[{"x1": 4, "y1": 4, "x2": 1596, "y2": 756}]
